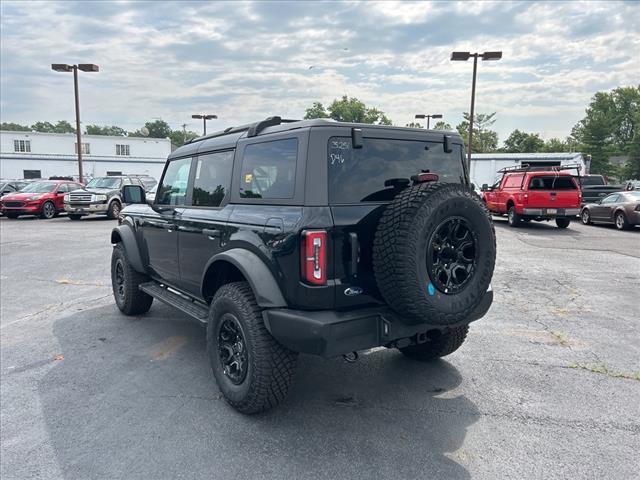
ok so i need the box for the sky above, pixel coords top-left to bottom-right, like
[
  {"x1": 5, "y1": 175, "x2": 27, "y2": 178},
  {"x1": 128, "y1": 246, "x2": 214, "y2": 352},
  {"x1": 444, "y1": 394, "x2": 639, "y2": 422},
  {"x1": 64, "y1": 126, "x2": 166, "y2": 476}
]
[{"x1": 1, "y1": 0, "x2": 638, "y2": 144}]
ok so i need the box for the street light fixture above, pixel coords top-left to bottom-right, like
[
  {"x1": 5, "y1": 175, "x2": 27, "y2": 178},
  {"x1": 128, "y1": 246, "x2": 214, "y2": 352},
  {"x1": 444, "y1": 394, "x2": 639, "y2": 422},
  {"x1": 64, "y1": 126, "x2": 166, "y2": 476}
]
[
  {"x1": 450, "y1": 51, "x2": 502, "y2": 169},
  {"x1": 415, "y1": 113, "x2": 443, "y2": 130},
  {"x1": 192, "y1": 114, "x2": 218, "y2": 135},
  {"x1": 51, "y1": 63, "x2": 99, "y2": 183}
]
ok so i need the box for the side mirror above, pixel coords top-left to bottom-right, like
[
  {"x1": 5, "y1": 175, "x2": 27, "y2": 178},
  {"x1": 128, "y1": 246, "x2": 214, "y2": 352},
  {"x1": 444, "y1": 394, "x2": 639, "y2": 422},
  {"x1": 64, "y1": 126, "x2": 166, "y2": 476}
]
[
  {"x1": 122, "y1": 185, "x2": 146, "y2": 204},
  {"x1": 481, "y1": 183, "x2": 489, "y2": 192}
]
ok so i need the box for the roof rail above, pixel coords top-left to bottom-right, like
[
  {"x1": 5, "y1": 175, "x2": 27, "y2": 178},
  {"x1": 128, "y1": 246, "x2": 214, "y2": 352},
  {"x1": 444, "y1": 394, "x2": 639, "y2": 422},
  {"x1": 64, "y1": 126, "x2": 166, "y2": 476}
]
[
  {"x1": 185, "y1": 116, "x2": 301, "y2": 145},
  {"x1": 498, "y1": 163, "x2": 582, "y2": 174}
]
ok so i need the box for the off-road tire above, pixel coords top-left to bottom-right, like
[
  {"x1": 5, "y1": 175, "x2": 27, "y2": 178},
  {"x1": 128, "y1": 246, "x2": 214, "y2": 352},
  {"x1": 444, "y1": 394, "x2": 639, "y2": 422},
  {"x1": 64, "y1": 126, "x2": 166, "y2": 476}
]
[
  {"x1": 68, "y1": 214, "x2": 83, "y2": 221},
  {"x1": 107, "y1": 200, "x2": 121, "y2": 219},
  {"x1": 399, "y1": 325, "x2": 469, "y2": 361},
  {"x1": 555, "y1": 217, "x2": 571, "y2": 229},
  {"x1": 207, "y1": 282, "x2": 297, "y2": 414},
  {"x1": 5, "y1": 212, "x2": 19, "y2": 219},
  {"x1": 615, "y1": 211, "x2": 629, "y2": 230},
  {"x1": 581, "y1": 209, "x2": 592, "y2": 225},
  {"x1": 507, "y1": 206, "x2": 521, "y2": 227},
  {"x1": 41, "y1": 201, "x2": 56, "y2": 219},
  {"x1": 111, "y1": 243, "x2": 153, "y2": 315},
  {"x1": 373, "y1": 183, "x2": 496, "y2": 326}
]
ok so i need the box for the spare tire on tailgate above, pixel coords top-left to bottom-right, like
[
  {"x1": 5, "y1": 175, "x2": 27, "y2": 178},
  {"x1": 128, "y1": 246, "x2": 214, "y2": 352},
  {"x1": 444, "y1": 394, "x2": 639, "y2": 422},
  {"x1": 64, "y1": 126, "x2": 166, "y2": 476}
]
[{"x1": 373, "y1": 182, "x2": 495, "y2": 326}]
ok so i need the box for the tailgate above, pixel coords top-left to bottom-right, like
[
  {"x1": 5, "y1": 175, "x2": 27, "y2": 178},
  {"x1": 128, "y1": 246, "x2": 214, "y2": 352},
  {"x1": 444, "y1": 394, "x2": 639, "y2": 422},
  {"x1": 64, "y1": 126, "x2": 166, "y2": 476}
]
[{"x1": 527, "y1": 175, "x2": 580, "y2": 209}]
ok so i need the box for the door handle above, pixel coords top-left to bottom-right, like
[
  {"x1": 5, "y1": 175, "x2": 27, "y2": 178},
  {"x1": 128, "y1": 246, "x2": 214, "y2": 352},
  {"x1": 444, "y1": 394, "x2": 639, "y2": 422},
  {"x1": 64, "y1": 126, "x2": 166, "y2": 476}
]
[{"x1": 203, "y1": 229, "x2": 220, "y2": 239}]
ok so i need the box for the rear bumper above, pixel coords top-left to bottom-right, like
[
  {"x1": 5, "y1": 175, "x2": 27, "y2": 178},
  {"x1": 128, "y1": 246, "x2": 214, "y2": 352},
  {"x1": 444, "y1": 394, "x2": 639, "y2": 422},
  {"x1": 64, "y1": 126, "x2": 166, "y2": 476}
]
[
  {"x1": 263, "y1": 289, "x2": 493, "y2": 358},
  {"x1": 523, "y1": 208, "x2": 580, "y2": 217}
]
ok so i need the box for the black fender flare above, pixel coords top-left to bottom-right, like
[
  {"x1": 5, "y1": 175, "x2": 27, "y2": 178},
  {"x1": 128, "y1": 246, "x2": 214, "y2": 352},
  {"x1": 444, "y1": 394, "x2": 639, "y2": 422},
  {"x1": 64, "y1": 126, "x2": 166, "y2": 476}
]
[
  {"x1": 202, "y1": 249, "x2": 287, "y2": 308},
  {"x1": 110, "y1": 225, "x2": 145, "y2": 273}
]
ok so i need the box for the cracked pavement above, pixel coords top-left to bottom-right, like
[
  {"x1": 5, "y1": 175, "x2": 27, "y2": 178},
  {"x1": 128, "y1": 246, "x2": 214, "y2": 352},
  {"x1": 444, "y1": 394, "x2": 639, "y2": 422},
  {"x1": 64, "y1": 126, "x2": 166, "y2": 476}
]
[{"x1": 1, "y1": 215, "x2": 639, "y2": 479}]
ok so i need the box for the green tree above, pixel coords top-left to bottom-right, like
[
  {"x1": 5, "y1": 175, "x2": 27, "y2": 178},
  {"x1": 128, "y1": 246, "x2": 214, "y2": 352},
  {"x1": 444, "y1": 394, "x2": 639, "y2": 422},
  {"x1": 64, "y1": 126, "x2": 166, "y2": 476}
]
[
  {"x1": 31, "y1": 120, "x2": 75, "y2": 133},
  {"x1": 130, "y1": 119, "x2": 172, "y2": 138},
  {"x1": 542, "y1": 137, "x2": 570, "y2": 152},
  {"x1": 433, "y1": 121, "x2": 452, "y2": 130},
  {"x1": 622, "y1": 111, "x2": 640, "y2": 179},
  {"x1": 168, "y1": 128, "x2": 198, "y2": 147},
  {"x1": 85, "y1": 124, "x2": 127, "y2": 136},
  {"x1": 304, "y1": 102, "x2": 329, "y2": 119},
  {"x1": 571, "y1": 86, "x2": 640, "y2": 175},
  {"x1": 503, "y1": 129, "x2": 545, "y2": 153},
  {"x1": 1, "y1": 122, "x2": 31, "y2": 131},
  {"x1": 304, "y1": 96, "x2": 392, "y2": 125},
  {"x1": 456, "y1": 112, "x2": 498, "y2": 153}
]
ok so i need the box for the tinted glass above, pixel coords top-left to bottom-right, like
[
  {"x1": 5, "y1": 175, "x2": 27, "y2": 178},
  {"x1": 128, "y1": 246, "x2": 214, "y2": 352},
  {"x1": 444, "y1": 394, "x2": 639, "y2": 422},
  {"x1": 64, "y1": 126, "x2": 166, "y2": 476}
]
[
  {"x1": 528, "y1": 176, "x2": 577, "y2": 190},
  {"x1": 192, "y1": 151, "x2": 234, "y2": 207},
  {"x1": 21, "y1": 182, "x2": 57, "y2": 193},
  {"x1": 86, "y1": 177, "x2": 122, "y2": 189},
  {"x1": 579, "y1": 176, "x2": 605, "y2": 186},
  {"x1": 601, "y1": 194, "x2": 619, "y2": 204},
  {"x1": 157, "y1": 157, "x2": 192, "y2": 206},
  {"x1": 328, "y1": 137, "x2": 465, "y2": 203},
  {"x1": 240, "y1": 139, "x2": 297, "y2": 199}
]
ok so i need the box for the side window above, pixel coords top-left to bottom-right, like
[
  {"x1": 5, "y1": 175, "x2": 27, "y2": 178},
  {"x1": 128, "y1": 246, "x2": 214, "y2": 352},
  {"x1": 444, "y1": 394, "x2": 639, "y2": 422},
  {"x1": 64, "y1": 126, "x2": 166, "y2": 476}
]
[
  {"x1": 192, "y1": 151, "x2": 234, "y2": 207},
  {"x1": 157, "y1": 157, "x2": 192, "y2": 206},
  {"x1": 601, "y1": 195, "x2": 618, "y2": 204},
  {"x1": 57, "y1": 184, "x2": 68, "y2": 193},
  {"x1": 239, "y1": 138, "x2": 297, "y2": 199},
  {"x1": 504, "y1": 175, "x2": 523, "y2": 188}
]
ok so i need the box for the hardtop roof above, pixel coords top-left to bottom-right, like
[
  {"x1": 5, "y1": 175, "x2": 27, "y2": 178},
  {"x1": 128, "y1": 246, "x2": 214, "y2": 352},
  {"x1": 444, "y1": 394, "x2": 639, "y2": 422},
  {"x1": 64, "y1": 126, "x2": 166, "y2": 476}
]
[{"x1": 169, "y1": 117, "x2": 463, "y2": 160}]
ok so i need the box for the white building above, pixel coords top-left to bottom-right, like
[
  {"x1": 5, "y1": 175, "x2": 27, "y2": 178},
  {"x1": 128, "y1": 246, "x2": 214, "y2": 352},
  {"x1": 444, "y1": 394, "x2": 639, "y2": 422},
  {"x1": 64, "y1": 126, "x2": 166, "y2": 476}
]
[
  {"x1": 0, "y1": 130, "x2": 170, "y2": 180},
  {"x1": 470, "y1": 152, "x2": 588, "y2": 188}
]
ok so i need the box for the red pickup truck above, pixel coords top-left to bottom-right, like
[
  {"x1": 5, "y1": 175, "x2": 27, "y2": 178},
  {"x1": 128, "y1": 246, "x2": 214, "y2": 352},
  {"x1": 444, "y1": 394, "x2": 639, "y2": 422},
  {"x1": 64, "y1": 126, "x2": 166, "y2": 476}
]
[{"x1": 482, "y1": 168, "x2": 581, "y2": 228}]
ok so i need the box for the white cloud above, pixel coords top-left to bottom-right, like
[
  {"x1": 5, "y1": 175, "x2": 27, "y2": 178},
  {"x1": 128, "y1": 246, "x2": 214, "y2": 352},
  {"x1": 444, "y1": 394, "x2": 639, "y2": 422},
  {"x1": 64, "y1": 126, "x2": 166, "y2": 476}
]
[{"x1": 0, "y1": 0, "x2": 638, "y2": 143}]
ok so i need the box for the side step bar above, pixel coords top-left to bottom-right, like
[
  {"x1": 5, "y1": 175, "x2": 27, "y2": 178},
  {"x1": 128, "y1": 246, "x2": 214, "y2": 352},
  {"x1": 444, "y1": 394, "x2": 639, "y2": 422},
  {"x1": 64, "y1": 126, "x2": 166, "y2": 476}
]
[{"x1": 139, "y1": 282, "x2": 209, "y2": 326}]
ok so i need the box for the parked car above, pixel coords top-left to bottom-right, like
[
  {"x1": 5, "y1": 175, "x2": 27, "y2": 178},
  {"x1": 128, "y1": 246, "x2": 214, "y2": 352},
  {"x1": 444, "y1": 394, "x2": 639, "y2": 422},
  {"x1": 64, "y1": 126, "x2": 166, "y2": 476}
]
[
  {"x1": 482, "y1": 166, "x2": 581, "y2": 228},
  {"x1": 145, "y1": 183, "x2": 157, "y2": 203},
  {"x1": 624, "y1": 180, "x2": 640, "y2": 191},
  {"x1": 0, "y1": 180, "x2": 83, "y2": 219},
  {"x1": 580, "y1": 191, "x2": 640, "y2": 230},
  {"x1": 64, "y1": 175, "x2": 144, "y2": 220},
  {"x1": 130, "y1": 174, "x2": 157, "y2": 192},
  {"x1": 576, "y1": 174, "x2": 623, "y2": 205},
  {"x1": 110, "y1": 117, "x2": 496, "y2": 413},
  {"x1": 0, "y1": 180, "x2": 29, "y2": 217}
]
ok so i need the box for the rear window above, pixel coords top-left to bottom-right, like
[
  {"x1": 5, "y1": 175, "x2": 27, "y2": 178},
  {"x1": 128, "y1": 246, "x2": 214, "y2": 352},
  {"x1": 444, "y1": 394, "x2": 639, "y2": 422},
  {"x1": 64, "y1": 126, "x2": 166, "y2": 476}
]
[
  {"x1": 328, "y1": 137, "x2": 465, "y2": 203},
  {"x1": 239, "y1": 138, "x2": 297, "y2": 199},
  {"x1": 529, "y1": 176, "x2": 577, "y2": 190},
  {"x1": 579, "y1": 175, "x2": 605, "y2": 186}
]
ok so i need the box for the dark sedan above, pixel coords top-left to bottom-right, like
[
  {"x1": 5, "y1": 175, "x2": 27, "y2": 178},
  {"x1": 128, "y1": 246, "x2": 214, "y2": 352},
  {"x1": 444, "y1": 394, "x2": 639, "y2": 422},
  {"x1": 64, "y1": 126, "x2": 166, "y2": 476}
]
[{"x1": 580, "y1": 191, "x2": 640, "y2": 230}]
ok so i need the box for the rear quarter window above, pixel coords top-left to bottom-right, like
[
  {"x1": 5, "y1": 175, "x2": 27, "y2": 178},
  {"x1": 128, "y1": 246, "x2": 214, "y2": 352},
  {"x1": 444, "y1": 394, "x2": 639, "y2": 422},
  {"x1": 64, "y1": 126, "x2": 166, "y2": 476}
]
[
  {"x1": 328, "y1": 137, "x2": 465, "y2": 204},
  {"x1": 529, "y1": 176, "x2": 577, "y2": 190},
  {"x1": 239, "y1": 138, "x2": 297, "y2": 199}
]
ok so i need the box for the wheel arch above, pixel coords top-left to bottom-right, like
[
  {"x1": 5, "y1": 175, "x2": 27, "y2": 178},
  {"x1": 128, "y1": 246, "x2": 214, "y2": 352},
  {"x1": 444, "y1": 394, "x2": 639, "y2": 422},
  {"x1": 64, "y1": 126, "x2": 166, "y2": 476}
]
[
  {"x1": 110, "y1": 225, "x2": 145, "y2": 273},
  {"x1": 201, "y1": 249, "x2": 287, "y2": 308}
]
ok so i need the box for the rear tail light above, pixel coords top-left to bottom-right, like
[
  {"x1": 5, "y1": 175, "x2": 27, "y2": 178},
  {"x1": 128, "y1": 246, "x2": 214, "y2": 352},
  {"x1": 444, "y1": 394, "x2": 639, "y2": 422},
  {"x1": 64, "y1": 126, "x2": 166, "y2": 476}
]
[{"x1": 301, "y1": 230, "x2": 327, "y2": 285}]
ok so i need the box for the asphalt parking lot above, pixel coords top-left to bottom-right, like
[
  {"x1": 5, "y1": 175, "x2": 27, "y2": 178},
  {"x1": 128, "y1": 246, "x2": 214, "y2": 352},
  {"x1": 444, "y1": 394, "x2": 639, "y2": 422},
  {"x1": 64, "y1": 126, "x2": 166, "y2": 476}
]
[{"x1": 1, "y1": 214, "x2": 638, "y2": 480}]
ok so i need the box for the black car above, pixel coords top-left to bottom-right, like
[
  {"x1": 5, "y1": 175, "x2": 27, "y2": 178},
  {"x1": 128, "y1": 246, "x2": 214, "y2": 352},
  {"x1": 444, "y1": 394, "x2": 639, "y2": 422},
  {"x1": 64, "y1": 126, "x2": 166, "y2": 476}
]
[{"x1": 111, "y1": 117, "x2": 496, "y2": 413}]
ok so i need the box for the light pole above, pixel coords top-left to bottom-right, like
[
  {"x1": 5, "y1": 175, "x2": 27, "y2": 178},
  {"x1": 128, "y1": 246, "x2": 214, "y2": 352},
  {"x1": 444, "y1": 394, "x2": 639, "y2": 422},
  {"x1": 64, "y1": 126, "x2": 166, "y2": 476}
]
[
  {"x1": 51, "y1": 63, "x2": 99, "y2": 183},
  {"x1": 450, "y1": 51, "x2": 502, "y2": 169},
  {"x1": 415, "y1": 113, "x2": 443, "y2": 130},
  {"x1": 192, "y1": 114, "x2": 217, "y2": 136}
]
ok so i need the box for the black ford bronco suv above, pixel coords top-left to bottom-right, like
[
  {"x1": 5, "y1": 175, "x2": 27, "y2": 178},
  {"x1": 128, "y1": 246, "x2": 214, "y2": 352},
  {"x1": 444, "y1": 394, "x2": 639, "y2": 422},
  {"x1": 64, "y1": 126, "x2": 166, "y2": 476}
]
[{"x1": 111, "y1": 117, "x2": 496, "y2": 413}]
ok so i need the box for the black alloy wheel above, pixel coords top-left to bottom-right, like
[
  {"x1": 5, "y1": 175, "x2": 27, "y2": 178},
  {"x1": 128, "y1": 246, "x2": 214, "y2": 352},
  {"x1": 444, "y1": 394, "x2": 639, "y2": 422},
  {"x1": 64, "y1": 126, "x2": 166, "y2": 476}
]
[
  {"x1": 427, "y1": 217, "x2": 477, "y2": 294},
  {"x1": 113, "y1": 259, "x2": 126, "y2": 302},
  {"x1": 217, "y1": 314, "x2": 248, "y2": 385}
]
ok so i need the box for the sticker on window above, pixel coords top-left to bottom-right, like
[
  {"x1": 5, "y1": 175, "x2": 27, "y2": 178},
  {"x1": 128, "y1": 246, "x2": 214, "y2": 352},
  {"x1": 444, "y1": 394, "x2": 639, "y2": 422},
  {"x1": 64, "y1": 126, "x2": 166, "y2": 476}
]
[{"x1": 244, "y1": 173, "x2": 253, "y2": 183}]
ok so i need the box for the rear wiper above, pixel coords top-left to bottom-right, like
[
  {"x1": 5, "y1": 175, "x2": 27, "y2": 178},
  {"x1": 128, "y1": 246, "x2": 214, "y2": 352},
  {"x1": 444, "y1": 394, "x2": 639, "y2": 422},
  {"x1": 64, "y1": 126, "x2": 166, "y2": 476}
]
[{"x1": 384, "y1": 178, "x2": 411, "y2": 188}]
